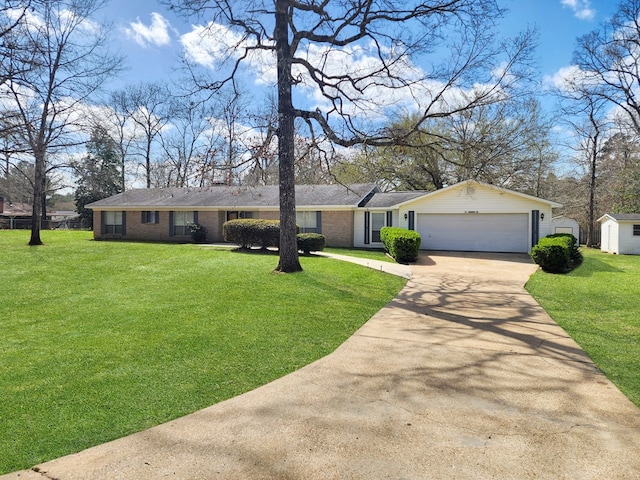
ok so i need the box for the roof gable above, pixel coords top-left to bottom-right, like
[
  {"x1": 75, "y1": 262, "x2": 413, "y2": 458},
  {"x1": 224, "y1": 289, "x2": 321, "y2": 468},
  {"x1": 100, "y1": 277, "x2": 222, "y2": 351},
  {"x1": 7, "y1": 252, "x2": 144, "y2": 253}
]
[{"x1": 395, "y1": 180, "x2": 562, "y2": 209}]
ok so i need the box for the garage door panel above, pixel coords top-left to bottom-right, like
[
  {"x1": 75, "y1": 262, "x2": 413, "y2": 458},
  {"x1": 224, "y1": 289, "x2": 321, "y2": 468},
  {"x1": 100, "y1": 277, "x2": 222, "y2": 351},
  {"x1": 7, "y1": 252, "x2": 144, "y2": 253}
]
[{"x1": 417, "y1": 213, "x2": 529, "y2": 253}]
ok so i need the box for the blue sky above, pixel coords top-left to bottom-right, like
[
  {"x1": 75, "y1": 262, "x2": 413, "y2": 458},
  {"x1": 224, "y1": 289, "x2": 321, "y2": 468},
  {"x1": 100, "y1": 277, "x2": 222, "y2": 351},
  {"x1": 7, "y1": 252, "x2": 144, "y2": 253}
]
[{"x1": 102, "y1": 0, "x2": 620, "y2": 95}]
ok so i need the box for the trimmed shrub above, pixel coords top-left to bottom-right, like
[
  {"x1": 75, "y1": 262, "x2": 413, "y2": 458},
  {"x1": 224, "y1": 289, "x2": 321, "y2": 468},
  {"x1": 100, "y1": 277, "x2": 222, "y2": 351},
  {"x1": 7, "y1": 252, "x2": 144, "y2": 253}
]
[
  {"x1": 189, "y1": 223, "x2": 207, "y2": 243},
  {"x1": 223, "y1": 219, "x2": 281, "y2": 249},
  {"x1": 546, "y1": 232, "x2": 583, "y2": 268},
  {"x1": 297, "y1": 233, "x2": 326, "y2": 254},
  {"x1": 380, "y1": 226, "x2": 421, "y2": 263},
  {"x1": 530, "y1": 234, "x2": 579, "y2": 273},
  {"x1": 531, "y1": 233, "x2": 583, "y2": 273}
]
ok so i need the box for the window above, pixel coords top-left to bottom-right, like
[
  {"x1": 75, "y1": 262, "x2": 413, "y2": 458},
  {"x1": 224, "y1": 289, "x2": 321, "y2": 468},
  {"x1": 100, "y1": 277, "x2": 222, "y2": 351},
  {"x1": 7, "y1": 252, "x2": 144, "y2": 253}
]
[
  {"x1": 634, "y1": 224, "x2": 640, "y2": 236},
  {"x1": 103, "y1": 211, "x2": 123, "y2": 234},
  {"x1": 296, "y1": 211, "x2": 320, "y2": 233},
  {"x1": 371, "y1": 212, "x2": 385, "y2": 243},
  {"x1": 227, "y1": 211, "x2": 254, "y2": 221},
  {"x1": 171, "y1": 211, "x2": 195, "y2": 236},
  {"x1": 142, "y1": 211, "x2": 159, "y2": 224}
]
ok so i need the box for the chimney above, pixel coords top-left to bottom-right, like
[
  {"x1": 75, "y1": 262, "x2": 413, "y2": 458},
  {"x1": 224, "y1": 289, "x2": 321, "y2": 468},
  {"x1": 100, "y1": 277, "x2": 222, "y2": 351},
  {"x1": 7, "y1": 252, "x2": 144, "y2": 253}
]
[{"x1": 0, "y1": 197, "x2": 4, "y2": 214}]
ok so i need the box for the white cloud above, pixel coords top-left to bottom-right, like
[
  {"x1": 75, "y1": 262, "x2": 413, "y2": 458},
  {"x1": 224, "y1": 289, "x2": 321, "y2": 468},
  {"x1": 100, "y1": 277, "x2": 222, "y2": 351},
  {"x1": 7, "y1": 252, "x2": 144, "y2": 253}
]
[
  {"x1": 180, "y1": 22, "x2": 275, "y2": 82},
  {"x1": 561, "y1": 0, "x2": 596, "y2": 21},
  {"x1": 180, "y1": 22, "x2": 513, "y2": 124},
  {"x1": 544, "y1": 65, "x2": 585, "y2": 90},
  {"x1": 125, "y1": 12, "x2": 172, "y2": 48}
]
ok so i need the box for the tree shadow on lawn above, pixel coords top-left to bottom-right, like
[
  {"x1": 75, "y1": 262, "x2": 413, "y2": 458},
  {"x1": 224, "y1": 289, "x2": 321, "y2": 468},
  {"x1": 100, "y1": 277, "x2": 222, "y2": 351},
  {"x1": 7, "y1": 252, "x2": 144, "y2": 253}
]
[{"x1": 568, "y1": 255, "x2": 623, "y2": 277}]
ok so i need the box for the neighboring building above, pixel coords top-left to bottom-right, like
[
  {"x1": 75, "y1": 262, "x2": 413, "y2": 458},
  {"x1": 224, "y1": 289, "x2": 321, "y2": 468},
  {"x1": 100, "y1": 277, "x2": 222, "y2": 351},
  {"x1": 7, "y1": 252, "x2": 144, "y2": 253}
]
[
  {"x1": 551, "y1": 216, "x2": 580, "y2": 244},
  {"x1": 0, "y1": 197, "x2": 81, "y2": 229},
  {"x1": 87, "y1": 180, "x2": 562, "y2": 253},
  {"x1": 598, "y1": 214, "x2": 640, "y2": 255},
  {"x1": 0, "y1": 197, "x2": 34, "y2": 229}
]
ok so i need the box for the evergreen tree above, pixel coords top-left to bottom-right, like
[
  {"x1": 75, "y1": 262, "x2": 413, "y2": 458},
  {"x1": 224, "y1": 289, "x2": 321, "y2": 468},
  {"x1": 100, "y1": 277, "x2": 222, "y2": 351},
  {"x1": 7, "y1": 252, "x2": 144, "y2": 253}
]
[{"x1": 74, "y1": 126, "x2": 122, "y2": 226}]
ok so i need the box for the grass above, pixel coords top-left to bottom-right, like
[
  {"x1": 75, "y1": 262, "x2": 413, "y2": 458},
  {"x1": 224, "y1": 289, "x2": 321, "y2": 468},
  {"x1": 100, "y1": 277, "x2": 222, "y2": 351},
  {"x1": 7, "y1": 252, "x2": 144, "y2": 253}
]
[
  {"x1": 0, "y1": 231, "x2": 407, "y2": 474},
  {"x1": 526, "y1": 247, "x2": 640, "y2": 408}
]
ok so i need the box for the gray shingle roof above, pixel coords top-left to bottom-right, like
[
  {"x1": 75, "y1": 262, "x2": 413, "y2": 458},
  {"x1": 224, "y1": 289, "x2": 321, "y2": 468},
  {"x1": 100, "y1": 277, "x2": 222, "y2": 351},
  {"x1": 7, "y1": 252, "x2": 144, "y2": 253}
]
[
  {"x1": 86, "y1": 183, "x2": 378, "y2": 209},
  {"x1": 364, "y1": 191, "x2": 429, "y2": 208},
  {"x1": 607, "y1": 213, "x2": 640, "y2": 221}
]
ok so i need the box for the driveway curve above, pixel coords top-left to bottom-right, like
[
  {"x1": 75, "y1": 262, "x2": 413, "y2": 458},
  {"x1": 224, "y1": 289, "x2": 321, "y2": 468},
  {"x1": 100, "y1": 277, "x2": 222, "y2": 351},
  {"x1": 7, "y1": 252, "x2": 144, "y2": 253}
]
[{"x1": 4, "y1": 252, "x2": 640, "y2": 480}]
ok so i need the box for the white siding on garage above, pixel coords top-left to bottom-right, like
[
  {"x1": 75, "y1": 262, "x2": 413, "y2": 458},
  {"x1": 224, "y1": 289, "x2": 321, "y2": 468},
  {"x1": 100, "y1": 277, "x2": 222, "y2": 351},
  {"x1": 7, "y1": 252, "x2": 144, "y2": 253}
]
[
  {"x1": 600, "y1": 219, "x2": 619, "y2": 253},
  {"x1": 397, "y1": 183, "x2": 555, "y2": 252},
  {"x1": 619, "y1": 222, "x2": 640, "y2": 254},
  {"x1": 417, "y1": 213, "x2": 529, "y2": 253}
]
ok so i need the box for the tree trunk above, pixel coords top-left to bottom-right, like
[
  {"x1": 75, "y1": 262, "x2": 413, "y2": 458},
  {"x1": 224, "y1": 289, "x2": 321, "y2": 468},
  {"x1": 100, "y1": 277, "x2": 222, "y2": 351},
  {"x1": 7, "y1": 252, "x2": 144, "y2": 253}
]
[
  {"x1": 586, "y1": 117, "x2": 599, "y2": 248},
  {"x1": 29, "y1": 151, "x2": 45, "y2": 245},
  {"x1": 274, "y1": 0, "x2": 302, "y2": 273},
  {"x1": 587, "y1": 138, "x2": 597, "y2": 248}
]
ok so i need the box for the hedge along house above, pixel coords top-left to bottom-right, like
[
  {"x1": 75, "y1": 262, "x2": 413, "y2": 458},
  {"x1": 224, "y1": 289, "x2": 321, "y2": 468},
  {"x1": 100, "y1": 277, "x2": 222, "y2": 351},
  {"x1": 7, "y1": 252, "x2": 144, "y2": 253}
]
[
  {"x1": 87, "y1": 180, "x2": 561, "y2": 253},
  {"x1": 598, "y1": 214, "x2": 640, "y2": 255}
]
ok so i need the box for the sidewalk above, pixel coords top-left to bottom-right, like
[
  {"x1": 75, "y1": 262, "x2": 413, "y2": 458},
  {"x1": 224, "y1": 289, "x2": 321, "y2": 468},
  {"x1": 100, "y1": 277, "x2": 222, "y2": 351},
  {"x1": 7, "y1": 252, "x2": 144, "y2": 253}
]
[
  {"x1": 314, "y1": 251, "x2": 412, "y2": 278},
  {"x1": 3, "y1": 251, "x2": 640, "y2": 479}
]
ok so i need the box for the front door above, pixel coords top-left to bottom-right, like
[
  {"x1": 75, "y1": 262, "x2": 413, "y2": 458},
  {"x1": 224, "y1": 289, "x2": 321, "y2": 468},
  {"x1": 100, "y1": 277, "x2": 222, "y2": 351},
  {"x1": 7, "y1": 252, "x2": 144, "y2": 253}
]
[{"x1": 371, "y1": 212, "x2": 385, "y2": 243}]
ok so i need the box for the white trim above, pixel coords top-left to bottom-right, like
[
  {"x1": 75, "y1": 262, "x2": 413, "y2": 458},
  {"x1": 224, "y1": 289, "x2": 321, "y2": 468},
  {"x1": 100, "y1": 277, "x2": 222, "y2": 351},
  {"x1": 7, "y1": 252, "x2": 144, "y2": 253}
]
[{"x1": 395, "y1": 180, "x2": 562, "y2": 209}]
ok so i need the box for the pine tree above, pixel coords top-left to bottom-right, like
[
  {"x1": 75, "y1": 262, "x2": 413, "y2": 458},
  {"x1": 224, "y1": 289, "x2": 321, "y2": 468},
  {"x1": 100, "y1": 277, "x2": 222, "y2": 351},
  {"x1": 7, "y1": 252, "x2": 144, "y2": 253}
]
[{"x1": 74, "y1": 126, "x2": 123, "y2": 226}]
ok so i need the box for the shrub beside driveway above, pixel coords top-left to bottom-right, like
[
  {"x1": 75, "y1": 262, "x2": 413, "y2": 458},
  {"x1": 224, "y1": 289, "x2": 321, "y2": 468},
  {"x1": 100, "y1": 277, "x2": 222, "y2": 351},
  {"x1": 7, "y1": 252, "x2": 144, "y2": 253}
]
[{"x1": 526, "y1": 247, "x2": 640, "y2": 408}]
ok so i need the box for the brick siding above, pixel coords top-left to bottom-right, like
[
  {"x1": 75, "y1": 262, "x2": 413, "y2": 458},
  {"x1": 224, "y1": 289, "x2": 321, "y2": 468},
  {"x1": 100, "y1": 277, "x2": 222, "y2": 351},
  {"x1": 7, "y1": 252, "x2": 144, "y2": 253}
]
[{"x1": 321, "y1": 211, "x2": 354, "y2": 247}]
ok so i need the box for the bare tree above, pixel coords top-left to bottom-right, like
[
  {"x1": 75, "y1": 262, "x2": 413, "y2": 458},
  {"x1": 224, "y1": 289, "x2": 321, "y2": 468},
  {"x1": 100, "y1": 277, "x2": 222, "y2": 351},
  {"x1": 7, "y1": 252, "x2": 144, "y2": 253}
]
[
  {"x1": 0, "y1": 0, "x2": 122, "y2": 245},
  {"x1": 157, "y1": 96, "x2": 215, "y2": 187},
  {"x1": 166, "y1": 0, "x2": 535, "y2": 272},
  {"x1": 557, "y1": 84, "x2": 609, "y2": 247},
  {"x1": 573, "y1": 0, "x2": 640, "y2": 135},
  {"x1": 0, "y1": 0, "x2": 39, "y2": 88},
  {"x1": 337, "y1": 97, "x2": 557, "y2": 194},
  {"x1": 110, "y1": 82, "x2": 172, "y2": 189},
  {"x1": 97, "y1": 91, "x2": 140, "y2": 191}
]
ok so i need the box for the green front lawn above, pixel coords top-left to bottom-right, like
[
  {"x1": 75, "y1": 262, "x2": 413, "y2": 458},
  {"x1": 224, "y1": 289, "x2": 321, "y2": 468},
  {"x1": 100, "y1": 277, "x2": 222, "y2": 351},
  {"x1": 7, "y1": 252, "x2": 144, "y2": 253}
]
[
  {"x1": 526, "y1": 248, "x2": 640, "y2": 407},
  {"x1": 0, "y1": 231, "x2": 407, "y2": 474}
]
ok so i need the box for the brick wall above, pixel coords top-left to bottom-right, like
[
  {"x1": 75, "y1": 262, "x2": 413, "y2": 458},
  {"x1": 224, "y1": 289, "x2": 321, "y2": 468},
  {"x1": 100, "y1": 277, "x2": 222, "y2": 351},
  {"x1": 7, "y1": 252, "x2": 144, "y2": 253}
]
[
  {"x1": 92, "y1": 208, "x2": 355, "y2": 247},
  {"x1": 321, "y1": 210, "x2": 354, "y2": 247},
  {"x1": 259, "y1": 211, "x2": 279, "y2": 220},
  {"x1": 92, "y1": 210, "x2": 225, "y2": 242}
]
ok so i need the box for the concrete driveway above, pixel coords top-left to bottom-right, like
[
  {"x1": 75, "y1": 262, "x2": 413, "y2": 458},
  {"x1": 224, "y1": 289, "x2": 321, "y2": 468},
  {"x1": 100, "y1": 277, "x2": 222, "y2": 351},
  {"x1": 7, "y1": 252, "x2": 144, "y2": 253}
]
[{"x1": 4, "y1": 252, "x2": 640, "y2": 479}]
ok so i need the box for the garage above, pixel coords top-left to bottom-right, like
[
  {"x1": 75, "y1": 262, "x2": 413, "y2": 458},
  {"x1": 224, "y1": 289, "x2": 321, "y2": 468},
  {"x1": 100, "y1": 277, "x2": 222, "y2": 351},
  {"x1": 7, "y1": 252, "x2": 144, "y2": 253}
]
[{"x1": 416, "y1": 213, "x2": 529, "y2": 253}]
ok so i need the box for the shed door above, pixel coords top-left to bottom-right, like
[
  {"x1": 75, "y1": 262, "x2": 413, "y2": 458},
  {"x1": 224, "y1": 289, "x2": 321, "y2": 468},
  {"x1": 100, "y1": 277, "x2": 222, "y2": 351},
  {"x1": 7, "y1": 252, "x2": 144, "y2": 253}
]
[{"x1": 417, "y1": 213, "x2": 529, "y2": 253}]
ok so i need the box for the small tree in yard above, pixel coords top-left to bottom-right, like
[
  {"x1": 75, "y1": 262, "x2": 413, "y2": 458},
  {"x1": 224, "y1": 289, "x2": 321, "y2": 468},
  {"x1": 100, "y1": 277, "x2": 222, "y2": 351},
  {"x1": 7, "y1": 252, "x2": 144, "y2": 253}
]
[
  {"x1": 74, "y1": 126, "x2": 123, "y2": 227},
  {"x1": 0, "y1": 0, "x2": 122, "y2": 245},
  {"x1": 165, "y1": 0, "x2": 535, "y2": 273}
]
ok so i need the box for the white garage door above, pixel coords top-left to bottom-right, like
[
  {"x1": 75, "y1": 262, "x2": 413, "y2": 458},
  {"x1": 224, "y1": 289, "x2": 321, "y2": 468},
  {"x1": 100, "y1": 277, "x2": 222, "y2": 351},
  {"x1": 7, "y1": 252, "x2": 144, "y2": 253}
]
[{"x1": 417, "y1": 213, "x2": 529, "y2": 253}]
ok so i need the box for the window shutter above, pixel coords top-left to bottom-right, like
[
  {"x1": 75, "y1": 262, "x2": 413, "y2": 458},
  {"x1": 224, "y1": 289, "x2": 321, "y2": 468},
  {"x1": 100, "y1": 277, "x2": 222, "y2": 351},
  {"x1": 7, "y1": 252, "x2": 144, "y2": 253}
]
[
  {"x1": 316, "y1": 211, "x2": 322, "y2": 233},
  {"x1": 141, "y1": 211, "x2": 146, "y2": 223},
  {"x1": 408, "y1": 211, "x2": 415, "y2": 230},
  {"x1": 155, "y1": 211, "x2": 159, "y2": 224},
  {"x1": 531, "y1": 210, "x2": 540, "y2": 248},
  {"x1": 169, "y1": 211, "x2": 174, "y2": 237},
  {"x1": 386, "y1": 211, "x2": 393, "y2": 227},
  {"x1": 364, "y1": 211, "x2": 370, "y2": 244},
  {"x1": 193, "y1": 211, "x2": 198, "y2": 224},
  {"x1": 121, "y1": 211, "x2": 126, "y2": 235},
  {"x1": 100, "y1": 211, "x2": 105, "y2": 234}
]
